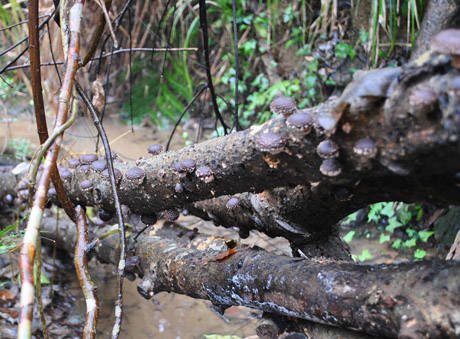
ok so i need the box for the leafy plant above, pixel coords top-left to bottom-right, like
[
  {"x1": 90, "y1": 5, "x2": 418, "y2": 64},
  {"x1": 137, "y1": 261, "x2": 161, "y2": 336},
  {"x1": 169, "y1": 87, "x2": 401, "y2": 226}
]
[{"x1": 6, "y1": 138, "x2": 32, "y2": 160}]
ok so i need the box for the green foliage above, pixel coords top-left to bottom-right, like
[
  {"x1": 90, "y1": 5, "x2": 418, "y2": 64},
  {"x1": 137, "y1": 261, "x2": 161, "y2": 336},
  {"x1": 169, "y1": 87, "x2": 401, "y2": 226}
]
[
  {"x1": 343, "y1": 230, "x2": 355, "y2": 243},
  {"x1": 414, "y1": 248, "x2": 426, "y2": 260},
  {"x1": 6, "y1": 138, "x2": 32, "y2": 160},
  {"x1": 120, "y1": 56, "x2": 194, "y2": 127},
  {"x1": 0, "y1": 223, "x2": 20, "y2": 256},
  {"x1": 357, "y1": 249, "x2": 373, "y2": 262}
]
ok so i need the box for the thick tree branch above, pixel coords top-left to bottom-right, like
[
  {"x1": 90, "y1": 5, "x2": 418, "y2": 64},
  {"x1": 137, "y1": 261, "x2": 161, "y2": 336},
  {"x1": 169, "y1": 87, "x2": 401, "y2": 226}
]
[{"x1": 38, "y1": 217, "x2": 460, "y2": 338}]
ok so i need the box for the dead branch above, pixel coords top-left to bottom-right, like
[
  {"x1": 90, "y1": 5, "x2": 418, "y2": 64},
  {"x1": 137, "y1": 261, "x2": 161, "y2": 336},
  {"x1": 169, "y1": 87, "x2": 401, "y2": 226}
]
[
  {"x1": 74, "y1": 206, "x2": 99, "y2": 339},
  {"x1": 18, "y1": 1, "x2": 83, "y2": 337}
]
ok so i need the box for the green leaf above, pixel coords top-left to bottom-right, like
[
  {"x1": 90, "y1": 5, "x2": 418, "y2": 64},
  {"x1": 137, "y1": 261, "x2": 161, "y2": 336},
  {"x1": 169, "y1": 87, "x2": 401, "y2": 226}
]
[
  {"x1": 403, "y1": 238, "x2": 417, "y2": 248},
  {"x1": 418, "y1": 230, "x2": 434, "y2": 242},
  {"x1": 414, "y1": 249, "x2": 426, "y2": 260},
  {"x1": 305, "y1": 74, "x2": 317, "y2": 89},
  {"x1": 358, "y1": 249, "x2": 373, "y2": 262},
  {"x1": 343, "y1": 231, "x2": 355, "y2": 243},
  {"x1": 343, "y1": 211, "x2": 358, "y2": 224},
  {"x1": 385, "y1": 217, "x2": 402, "y2": 233},
  {"x1": 380, "y1": 202, "x2": 395, "y2": 218},
  {"x1": 405, "y1": 228, "x2": 417, "y2": 238},
  {"x1": 391, "y1": 238, "x2": 402, "y2": 249},
  {"x1": 379, "y1": 233, "x2": 390, "y2": 244}
]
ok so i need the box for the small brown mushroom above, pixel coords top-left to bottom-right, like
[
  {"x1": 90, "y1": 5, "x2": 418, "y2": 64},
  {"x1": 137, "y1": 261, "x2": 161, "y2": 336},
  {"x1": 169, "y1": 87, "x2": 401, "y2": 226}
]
[
  {"x1": 179, "y1": 159, "x2": 196, "y2": 174},
  {"x1": 408, "y1": 88, "x2": 437, "y2": 115},
  {"x1": 270, "y1": 96, "x2": 297, "y2": 117},
  {"x1": 163, "y1": 209, "x2": 179, "y2": 221},
  {"x1": 68, "y1": 158, "x2": 80, "y2": 168},
  {"x1": 101, "y1": 168, "x2": 122, "y2": 183},
  {"x1": 196, "y1": 166, "x2": 214, "y2": 183},
  {"x1": 79, "y1": 164, "x2": 90, "y2": 173},
  {"x1": 80, "y1": 179, "x2": 93, "y2": 191},
  {"x1": 174, "y1": 183, "x2": 184, "y2": 193},
  {"x1": 91, "y1": 159, "x2": 107, "y2": 172},
  {"x1": 320, "y1": 159, "x2": 342, "y2": 177},
  {"x1": 79, "y1": 154, "x2": 98, "y2": 164},
  {"x1": 226, "y1": 197, "x2": 239, "y2": 210},
  {"x1": 59, "y1": 167, "x2": 72, "y2": 181},
  {"x1": 141, "y1": 214, "x2": 157, "y2": 226},
  {"x1": 432, "y1": 29, "x2": 460, "y2": 69},
  {"x1": 255, "y1": 132, "x2": 287, "y2": 154},
  {"x1": 147, "y1": 144, "x2": 163, "y2": 155},
  {"x1": 98, "y1": 209, "x2": 113, "y2": 222},
  {"x1": 316, "y1": 114, "x2": 336, "y2": 134},
  {"x1": 353, "y1": 138, "x2": 378, "y2": 158},
  {"x1": 316, "y1": 140, "x2": 339, "y2": 159},
  {"x1": 126, "y1": 166, "x2": 146, "y2": 185},
  {"x1": 286, "y1": 111, "x2": 314, "y2": 134}
]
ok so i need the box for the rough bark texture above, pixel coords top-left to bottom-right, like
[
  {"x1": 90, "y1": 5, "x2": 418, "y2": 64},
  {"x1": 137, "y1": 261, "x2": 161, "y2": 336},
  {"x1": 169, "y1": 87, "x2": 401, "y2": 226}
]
[
  {"x1": 411, "y1": 0, "x2": 460, "y2": 60},
  {"x1": 1, "y1": 53, "x2": 459, "y2": 239},
  {"x1": 38, "y1": 216, "x2": 460, "y2": 339}
]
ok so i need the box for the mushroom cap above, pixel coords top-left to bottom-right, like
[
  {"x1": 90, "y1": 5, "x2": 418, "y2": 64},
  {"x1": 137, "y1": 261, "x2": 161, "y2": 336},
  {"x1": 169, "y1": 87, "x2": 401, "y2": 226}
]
[
  {"x1": 286, "y1": 111, "x2": 314, "y2": 133},
  {"x1": 148, "y1": 144, "x2": 163, "y2": 155},
  {"x1": 316, "y1": 140, "x2": 339, "y2": 159},
  {"x1": 320, "y1": 159, "x2": 342, "y2": 177},
  {"x1": 80, "y1": 179, "x2": 93, "y2": 190},
  {"x1": 68, "y1": 158, "x2": 80, "y2": 168},
  {"x1": 226, "y1": 197, "x2": 239, "y2": 209},
  {"x1": 316, "y1": 114, "x2": 336, "y2": 132},
  {"x1": 432, "y1": 29, "x2": 460, "y2": 55},
  {"x1": 91, "y1": 159, "x2": 107, "y2": 172},
  {"x1": 79, "y1": 154, "x2": 98, "y2": 164},
  {"x1": 59, "y1": 167, "x2": 72, "y2": 180},
  {"x1": 256, "y1": 132, "x2": 287, "y2": 154},
  {"x1": 408, "y1": 88, "x2": 437, "y2": 111},
  {"x1": 174, "y1": 183, "x2": 184, "y2": 193},
  {"x1": 163, "y1": 209, "x2": 179, "y2": 221},
  {"x1": 126, "y1": 166, "x2": 146, "y2": 182},
  {"x1": 99, "y1": 209, "x2": 113, "y2": 222},
  {"x1": 270, "y1": 96, "x2": 297, "y2": 116},
  {"x1": 80, "y1": 164, "x2": 90, "y2": 173},
  {"x1": 101, "y1": 168, "x2": 122, "y2": 181},
  {"x1": 353, "y1": 138, "x2": 378, "y2": 157},
  {"x1": 196, "y1": 165, "x2": 214, "y2": 182},
  {"x1": 141, "y1": 214, "x2": 157, "y2": 225},
  {"x1": 179, "y1": 159, "x2": 196, "y2": 173}
]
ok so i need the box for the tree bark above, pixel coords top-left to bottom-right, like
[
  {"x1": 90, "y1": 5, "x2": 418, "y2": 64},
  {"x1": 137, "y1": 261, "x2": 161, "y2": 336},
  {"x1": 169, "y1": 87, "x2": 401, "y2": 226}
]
[
  {"x1": 38, "y1": 216, "x2": 460, "y2": 339},
  {"x1": 411, "y1": 0, "x2": 460, "y2": 60},
  {"x1": 1, "y1": 52, "x2": 459, "y2": 237}
]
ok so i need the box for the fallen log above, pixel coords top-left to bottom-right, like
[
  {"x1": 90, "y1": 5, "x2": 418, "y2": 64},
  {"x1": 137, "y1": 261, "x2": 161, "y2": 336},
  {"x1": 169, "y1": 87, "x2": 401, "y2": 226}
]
[
  {"x1": 38, "y1": 215, "x2": 460, "y2": 339},
  {"x1": 2, "y1": 51, "x2": 456, "y2": 220}
]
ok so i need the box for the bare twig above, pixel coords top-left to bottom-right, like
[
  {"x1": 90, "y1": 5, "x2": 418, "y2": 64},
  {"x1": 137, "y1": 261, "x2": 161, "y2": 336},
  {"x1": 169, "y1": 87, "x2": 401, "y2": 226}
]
[
  {"x1": 75, "y1": 82, "x2": 126, "y2": 339},
  {"x1": 18, "y1": 1, "x2": 84, "y2": 337},
  {"x1": 28, "y1": 0, "x2": 76, "y2": 222},
  {"x1": 198, "y1": 0, "x2": 229, "y2": 134},
  {"x1": 232, "y1": 0, "x2": 241, "y2": 131},
  {"x1": 166, "y1": 85, "x2": 208, "y2": 151},
  {"x1": 74, "y1": 206, "x2": 99, "y2": 339},
  {"x1": 80, "y1": 0, "x2": 112, "y2": 67}
]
